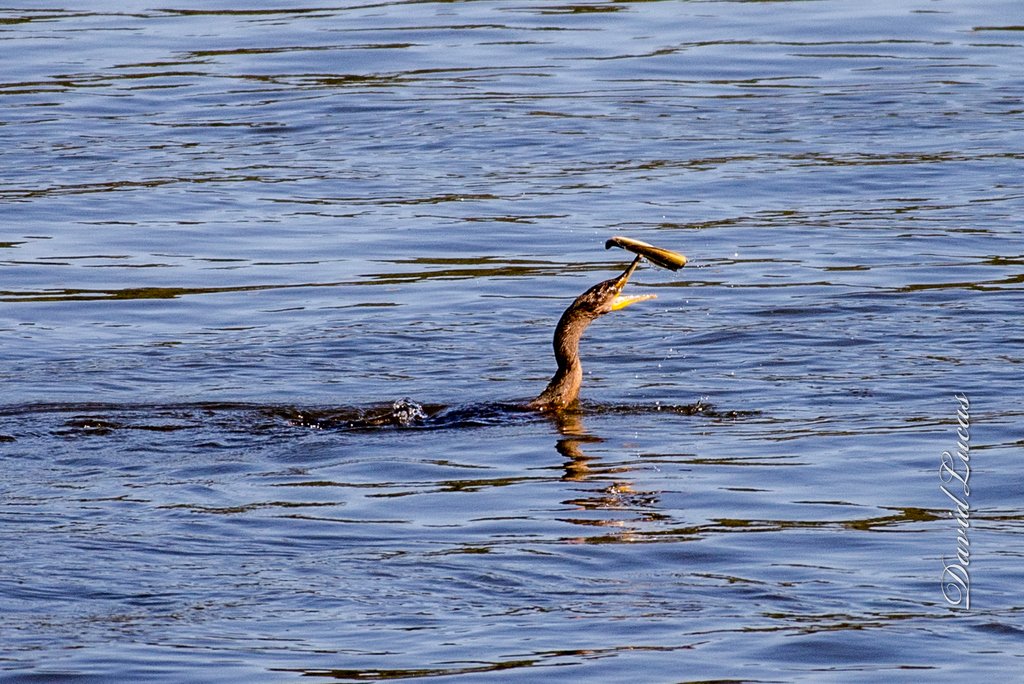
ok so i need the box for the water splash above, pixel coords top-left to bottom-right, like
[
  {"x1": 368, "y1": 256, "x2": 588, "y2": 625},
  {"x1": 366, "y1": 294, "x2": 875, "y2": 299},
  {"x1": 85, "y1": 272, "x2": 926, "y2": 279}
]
[{"x1": 391, "y1": 397, "x2": 428, "y2": 426}]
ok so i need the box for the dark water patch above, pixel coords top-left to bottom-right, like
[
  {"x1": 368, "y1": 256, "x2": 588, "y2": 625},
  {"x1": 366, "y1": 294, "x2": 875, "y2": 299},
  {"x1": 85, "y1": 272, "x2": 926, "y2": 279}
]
[
  {"x1": 0, "y1": 174, "x2": 275, "y2": 201},
  {"x1": 271, "y1": 659, "x2": 540, "y2": 681},
  {"x1": 973, "y1": 25, "x2": 1024, "y2": 32},
  {"x1": 580, "y1": 399, "x2": 760, "y2": 421},
  {"x1": 0, "y1": 282, "x2": 345, "y2": 302},
  {"x1": 156, "y1": 8, "x2": 338, "y2": 18},
  {"x1": 3, "y1": 398, "x2": 746, "y2": 440},
  {"x1": 540, "y1": 5, "x2": 629, "y2": 15},
  {"x1": 578, "y1": 506, "x2": 943, "y2": 544}
]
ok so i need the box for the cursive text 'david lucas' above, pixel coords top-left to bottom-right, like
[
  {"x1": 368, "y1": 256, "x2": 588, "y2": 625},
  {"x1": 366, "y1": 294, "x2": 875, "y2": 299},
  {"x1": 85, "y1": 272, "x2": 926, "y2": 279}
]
[{"x1": 939, "y1": 393, "x2": 971, "y2": 610}]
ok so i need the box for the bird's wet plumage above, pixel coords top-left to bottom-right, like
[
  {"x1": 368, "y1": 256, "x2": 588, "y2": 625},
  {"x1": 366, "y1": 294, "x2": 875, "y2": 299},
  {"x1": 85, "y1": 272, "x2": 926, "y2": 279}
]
[{"x1": 529, "y1": 238, "x2": 686, "y2": 411}]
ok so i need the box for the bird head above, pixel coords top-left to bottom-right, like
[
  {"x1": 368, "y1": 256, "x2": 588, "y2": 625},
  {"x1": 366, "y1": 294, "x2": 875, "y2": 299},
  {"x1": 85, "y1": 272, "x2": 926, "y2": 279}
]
[{"x1": 571, "y1": 257, "x2": 657, "y2": 319}]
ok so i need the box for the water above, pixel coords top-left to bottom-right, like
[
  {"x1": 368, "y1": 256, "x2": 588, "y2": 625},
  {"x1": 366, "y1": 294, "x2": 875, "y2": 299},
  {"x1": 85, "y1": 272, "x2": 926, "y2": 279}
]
[{"x1": 2, "y1": 0, "x2": 1023, "y2": 680}]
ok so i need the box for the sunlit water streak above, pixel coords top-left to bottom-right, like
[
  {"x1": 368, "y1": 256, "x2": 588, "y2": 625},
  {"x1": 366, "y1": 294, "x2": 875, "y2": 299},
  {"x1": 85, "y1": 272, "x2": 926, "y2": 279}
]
[{"x1": 2, "y1": 1, "x2": 1023, "y2": 681}]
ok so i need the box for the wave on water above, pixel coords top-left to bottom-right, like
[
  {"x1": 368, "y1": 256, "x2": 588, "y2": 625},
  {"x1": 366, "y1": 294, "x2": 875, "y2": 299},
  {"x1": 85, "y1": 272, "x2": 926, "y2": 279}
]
[{"x1": 0, "y1": 397, "x2": 757, "y2": 442}]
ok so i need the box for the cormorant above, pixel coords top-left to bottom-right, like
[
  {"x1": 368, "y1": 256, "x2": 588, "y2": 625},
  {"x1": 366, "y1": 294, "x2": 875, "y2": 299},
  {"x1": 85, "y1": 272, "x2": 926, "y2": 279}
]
[{"x1": 529, "y1": 237, "x2": 686, "y2": 411}]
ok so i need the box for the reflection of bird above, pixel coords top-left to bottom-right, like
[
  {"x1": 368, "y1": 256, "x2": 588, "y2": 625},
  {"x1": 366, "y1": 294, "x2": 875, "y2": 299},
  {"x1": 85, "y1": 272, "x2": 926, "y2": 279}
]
[{"x1": 529, "y1": 255, "x2": 656, "y2": 411}]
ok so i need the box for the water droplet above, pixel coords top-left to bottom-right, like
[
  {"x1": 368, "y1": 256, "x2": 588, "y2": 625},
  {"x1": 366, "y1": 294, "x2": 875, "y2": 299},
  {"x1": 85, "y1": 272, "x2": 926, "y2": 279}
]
[{"x1": 391, "y1": 398, "x2": 427, "y2": 425}]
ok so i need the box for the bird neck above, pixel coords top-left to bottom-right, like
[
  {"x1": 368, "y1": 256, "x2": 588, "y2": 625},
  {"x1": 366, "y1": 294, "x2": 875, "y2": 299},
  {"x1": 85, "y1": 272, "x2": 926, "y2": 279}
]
[{"x1": 530, "y1": 307, "x2": 595, "y2": 411}]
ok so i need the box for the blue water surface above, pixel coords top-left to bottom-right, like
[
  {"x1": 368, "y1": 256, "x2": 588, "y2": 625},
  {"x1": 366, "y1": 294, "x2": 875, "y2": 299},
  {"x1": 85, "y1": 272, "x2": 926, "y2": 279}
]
[{"x1": 2, "y1": 1, "x2": 1023, "y2": 681}]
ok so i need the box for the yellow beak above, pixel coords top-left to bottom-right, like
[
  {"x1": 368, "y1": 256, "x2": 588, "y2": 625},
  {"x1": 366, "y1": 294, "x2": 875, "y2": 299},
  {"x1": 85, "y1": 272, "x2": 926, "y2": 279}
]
[
  {"x1": 611, "y1": 293, "x2": 657, "y2": 311},
  {"x1": 609, "y1": 256, "x2": 658, "y2": 310}
]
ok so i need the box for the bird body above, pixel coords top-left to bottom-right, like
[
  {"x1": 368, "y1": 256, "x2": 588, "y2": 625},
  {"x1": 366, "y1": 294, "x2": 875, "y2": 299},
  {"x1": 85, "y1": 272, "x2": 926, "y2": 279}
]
[
  {"x1": 529, "y1": 239, "x2": 686, "y2": 411},
  {"x1": 529, "y1": 256, "x2": 654, "y2": 410}
]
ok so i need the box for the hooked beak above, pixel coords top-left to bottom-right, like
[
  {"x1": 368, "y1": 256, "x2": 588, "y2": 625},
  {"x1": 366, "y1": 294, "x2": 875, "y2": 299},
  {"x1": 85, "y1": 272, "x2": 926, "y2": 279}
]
[{"x1": 610, "y1": 257, "x2": 657, "y2": 311}]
